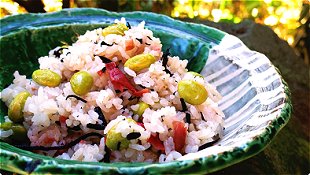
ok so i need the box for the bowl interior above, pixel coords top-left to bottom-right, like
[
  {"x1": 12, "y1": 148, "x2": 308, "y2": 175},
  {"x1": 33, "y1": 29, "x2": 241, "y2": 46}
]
[{"x1": 0, "y1": 9, "x2": 291, "y2": 174}]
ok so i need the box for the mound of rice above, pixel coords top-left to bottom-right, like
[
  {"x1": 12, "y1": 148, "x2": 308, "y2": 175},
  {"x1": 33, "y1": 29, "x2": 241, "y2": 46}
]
[{"x1": 0, "y1": 18, "x2": 224, "y2": 163}]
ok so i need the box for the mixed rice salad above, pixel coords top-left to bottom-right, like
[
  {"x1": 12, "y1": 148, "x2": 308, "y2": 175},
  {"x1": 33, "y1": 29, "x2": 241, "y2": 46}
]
[{"x1": 0, "y1": 18, "x2": 224, "y2": 163}]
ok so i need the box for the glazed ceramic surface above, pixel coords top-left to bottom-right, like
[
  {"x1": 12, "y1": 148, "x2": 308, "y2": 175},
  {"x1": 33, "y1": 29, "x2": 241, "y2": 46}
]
[{"x1": 0, "y1": 8, "x2": 291, "y2": 174}]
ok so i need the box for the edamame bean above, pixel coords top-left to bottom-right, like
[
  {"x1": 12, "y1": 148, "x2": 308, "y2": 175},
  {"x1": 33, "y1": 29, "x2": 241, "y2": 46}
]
[
  {"x1": 32, "y1": 69, "x2": 61, "y2": 87},
  {"x1": 106, "y1": 127, "x2": 130, "y2": 151},
  {"x1": 70, "y1": 71, "x2": 94, "y2": 96},
  {"x1": 10, "y1": 124, "x2": 28, "y2": 142},
  {"x1": 8, "y1": 91, "x2": 30, "y2": 123},
  {"x1": 178, "y1": 80, "x2": 208, "y2": 105},
  {"x1": 0, "y1": 122, "x2": 12, "y2": 130},
  {"x1": 133, "y1": 102, "x2": 149, "y2": 116},
  {"x1": 124, "y1": 54, "x2": 156, "y2": 72},
  {"x1": 102, "y1": 23, "x2": 128, "y2": 36},
  {"x1": 0, "y1": 122, "x2": 28, "y2": 142},
  {"x1": 105, "y1": 118, "x2": 136, "y2": 150}
]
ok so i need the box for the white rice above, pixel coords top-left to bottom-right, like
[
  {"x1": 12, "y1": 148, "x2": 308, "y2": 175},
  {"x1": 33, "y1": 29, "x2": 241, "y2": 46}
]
[{"x1": 0, "y1": 18, "x2": 224, "y2": 163}]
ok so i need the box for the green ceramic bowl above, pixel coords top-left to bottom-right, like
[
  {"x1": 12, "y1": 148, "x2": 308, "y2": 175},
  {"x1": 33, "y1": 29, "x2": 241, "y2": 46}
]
[{"x1": 0, "y1": 8, "x2": 291, "y2": 174}]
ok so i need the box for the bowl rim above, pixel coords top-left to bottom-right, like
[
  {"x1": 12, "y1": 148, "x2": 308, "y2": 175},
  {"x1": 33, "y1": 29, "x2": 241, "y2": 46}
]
[{"x1": 0, "y1": 8, "x2": 292, "y2": 174}]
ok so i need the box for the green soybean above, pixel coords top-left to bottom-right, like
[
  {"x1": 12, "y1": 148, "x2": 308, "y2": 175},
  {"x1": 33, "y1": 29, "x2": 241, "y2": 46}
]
[
  {"x1": 0, "y1": 122, "x2": 12, "y2": 130},
  {"x1": 105, "y1": 119, "x2": 136, "y2": 150},
  {"x1": 178, "y1": 80, "x2": 208, "y2": 105},
  {"x1": 124, "y1": 54, "x2": 156, "y2": 72},
  {"x1": 106, "y1": 127, "x2": 130, "y2": 151},
  {"x1": 8, "y1": 91, "x2": 31, "y2": 123},
  {"x1": 70, "y1": 71, "x2": 94, "y2": 96},
  {"x1": 32, "y1": 69, "x2": 61, "y2": 87},
  {"x1": 10, "y1": 124, "x2": 28, "y2": 142},
  {"x1": 133, "y1": 102, "x2": 150, "y2": 116},
  {"x1": 102, "y1": 23, "x2": 128, "y2": 36},
  {"x1": 0, "y1": 122, "x2": 28, "y2": 142}
]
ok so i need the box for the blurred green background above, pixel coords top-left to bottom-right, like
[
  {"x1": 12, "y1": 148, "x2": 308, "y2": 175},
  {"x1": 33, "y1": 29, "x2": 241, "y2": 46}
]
[{"x1": 1, "y1": 0, "x2": 309, "y2": 66}]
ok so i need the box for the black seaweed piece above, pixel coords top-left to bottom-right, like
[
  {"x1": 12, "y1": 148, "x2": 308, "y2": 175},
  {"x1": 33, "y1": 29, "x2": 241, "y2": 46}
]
[
  {"x1": 126, "y1": 22, "x2": 131, "y2": 29},
  {"x1": 147, "y1": 36, "x2": 152, "y2": 40},
  {"x1": 68, "y1": 125, "x2": 81, "y2": 131},
  {"x1": 86, "y1": 123, "x2": 106, "y2": 130},
  {"x1": 25, "y1": 159, "x2": 43, "y2": 173},
  {"x1": 53, "y1": 47, "x2": 64, "y2": 58},
  {"x1": 161, "y1": 48, "x2": 172, "y2": 76},
  {"x1": 126, "y1": 132, "x2": 141, "y2": 140},
  {"x1": 145, "y1": 43, "x2": 151, "y2": 46},
  {"x1": 101, "y1": 41, "x2": 114, "y2": 47},
  {"x1": 10, "y1": 133, "x2": 104, "y2": 151},
  {"x1": 164, "y1": 69, "x2": 172, "y2": 77},
  {"x1": 162, "y1": 48, "x2": 171, "y2": 67},
  {"x1": 115, "y1": 90, "x2": 121, "y2": 93},
  {"x1": 200, "y1": 112, "x2": 206, "y2": 121},
  {"x1": 185, "y1": 113, "x2": 191, "y2": 124},
  {"x1": 99, "y1": 56, "x2": 112, "y2": 63},
  {"x1": 136, "y1": 38, "x2": 143, "y2": 44},
  {"x1": 138, "y1": 84, "x2": 146, "y2": 89},
  {"x1": 116, "y1": 142, "x2": 121, "y2": 151},
  {"x1": 128, "y1": 96, "x2": 137, "y2": 101},
  {"x1": 101, "y1": 67, "x2": 106, "y2": 73},
  {"x1": 94, "y1": 106, "x2": 107, "y2": 126},
  {"x1": 180, "y1": 98, "x2": 191, "y2": 123},
  {"x1": 103, "y1": 146, "x2": 111, "y2": 163},
  {"x1": 198, "y1": 136, "x2": 220, "y2": 151},
  {"x1": 180, "y1": 98, "x2": 187, "y2": 112},
  {"x1": 66, "y1": 95, "x2": 87, "y2": 103}
]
